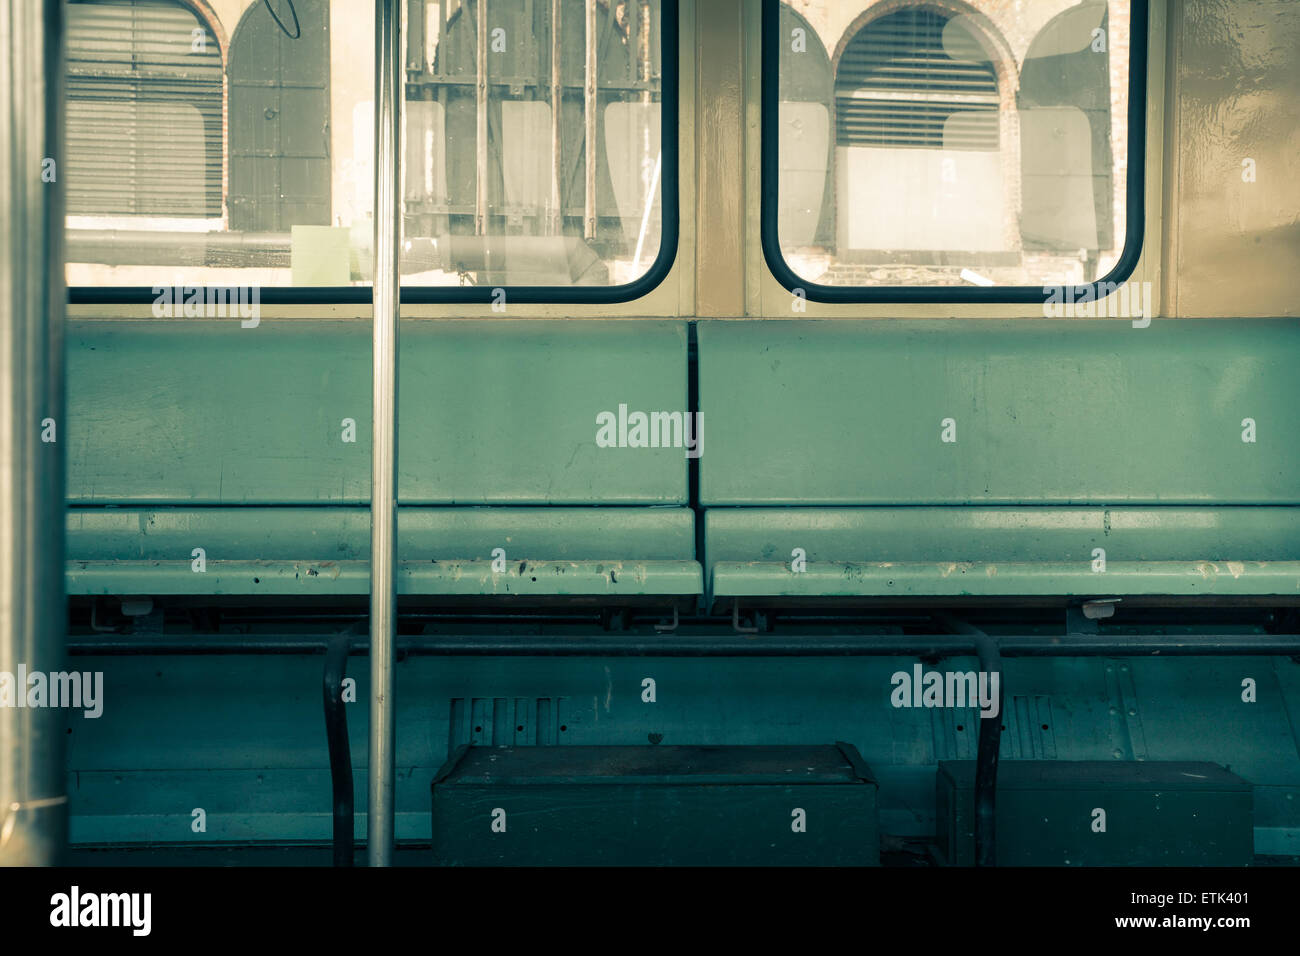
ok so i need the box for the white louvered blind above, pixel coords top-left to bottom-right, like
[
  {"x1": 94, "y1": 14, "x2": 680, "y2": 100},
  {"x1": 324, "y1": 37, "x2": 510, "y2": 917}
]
[
  {"x1": 66, "y1": 0, "x2": 223, "y2": 217},
  {"x1": 836, "y1": 8, "x2": 999, "y2": 151}
]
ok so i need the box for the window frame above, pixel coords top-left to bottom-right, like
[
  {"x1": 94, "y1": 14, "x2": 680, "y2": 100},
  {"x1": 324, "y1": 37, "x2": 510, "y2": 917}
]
[
  {"x1": 759, "y1": 0, "x2": 1149, "y2": 304},
  {"x1": 68, "y1": 0, "x2": 680, "y2": 306}
]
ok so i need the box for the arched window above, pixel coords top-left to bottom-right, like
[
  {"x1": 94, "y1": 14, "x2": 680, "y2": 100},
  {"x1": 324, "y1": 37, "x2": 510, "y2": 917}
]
[
  {"x1": 830, "y1": 6, "x2": 1006, "y2": 258},
  {"x1": 835, "y1": 8, "x2": 998, "y2": 151},
  {"x1": 66, "y1": 0, "x2": 223, "y2": 218}
]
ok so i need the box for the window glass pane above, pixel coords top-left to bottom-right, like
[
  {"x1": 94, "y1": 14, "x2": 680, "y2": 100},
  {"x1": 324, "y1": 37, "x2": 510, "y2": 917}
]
[
  {"x1": 66, "y1": 0, "x2": 359, "y2": 290},
  {"x1": 399, "y1": 0, "x2": 666, "y2": 288},
  {"x1": 65, "y1": 0, "x2": 670, "y2": 294},
  {"x1": 774, "y1": 0, "x2": 1132, "y2": 289}
]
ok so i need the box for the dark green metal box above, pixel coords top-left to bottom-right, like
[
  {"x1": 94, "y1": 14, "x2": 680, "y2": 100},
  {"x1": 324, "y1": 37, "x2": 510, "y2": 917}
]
[
  {"x1": 431, "y1": 743, "x2": 879, "y2": 866},
  {"x1": 937, "y1": 760, "x2": 1253, "y2": 866}
]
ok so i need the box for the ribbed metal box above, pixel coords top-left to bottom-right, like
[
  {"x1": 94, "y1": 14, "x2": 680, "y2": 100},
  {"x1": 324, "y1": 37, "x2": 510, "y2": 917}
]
[
  {"x1": 431, "y1": 743, "x2": 879, "y2": 866},
  {"x1": 937, "y1": 760, "x2": 1253, "y2": 866}
]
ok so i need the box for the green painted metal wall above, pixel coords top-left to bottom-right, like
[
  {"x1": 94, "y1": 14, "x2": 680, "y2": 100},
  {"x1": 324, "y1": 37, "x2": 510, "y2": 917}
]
[
  {"x1": 60, "y1": 318, "x2": 1300, "y2": 859},
  {"x1": 64, "y1": 653, "x2": 1300, "y2": 856}
]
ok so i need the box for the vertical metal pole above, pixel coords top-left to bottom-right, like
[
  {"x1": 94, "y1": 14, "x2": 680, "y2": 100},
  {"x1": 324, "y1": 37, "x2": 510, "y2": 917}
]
[
  {"x1": 0, "y1": 0, "x2": 67, "y2": 866},
  {"x1": 549, "y1": 0, "x2": 562, "y2": 235},
  {"x1": 475, "y1": 0, "x2": 488, "y2": 235},
  {"x1": 583, "y1": 0, "x2": 596, "y2": 239},
  {"x1": 369, "y1": 0, "x2": 402, "y2": 868}
]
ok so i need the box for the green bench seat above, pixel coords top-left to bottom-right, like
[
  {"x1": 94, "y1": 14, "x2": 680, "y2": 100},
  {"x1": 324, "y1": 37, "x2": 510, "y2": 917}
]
[
  {"x1": 66, "y1": 320, "x2": 700, "y2": 600},
  {"x1": 698, "y1": 319, "x2": 1300, "y2": 603}
]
